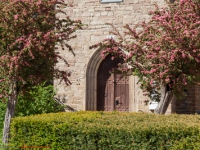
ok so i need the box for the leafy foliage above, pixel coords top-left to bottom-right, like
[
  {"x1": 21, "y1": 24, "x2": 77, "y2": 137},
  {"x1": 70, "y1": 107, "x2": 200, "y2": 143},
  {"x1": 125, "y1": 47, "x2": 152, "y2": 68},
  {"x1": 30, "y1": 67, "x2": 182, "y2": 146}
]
[
  {"x1": 0, "y1": 0, "x2": 82, "y2": 98},
  {"x1": 0, "y1": 0, "x2": 82, "y2": 143},
  {"x1": 9, "y1": 111, "x2": 200, "y2": 149},
  {"x1": 90, "y1": 0, "x2": 200, "y2": 100},
  {"x1": 0, "y1": 102, "x2": 6, "y2": 130},
  {"x1": 15, "y1": 82, "x2": 64, "y2": 117},
  {"x1": 0, "y1": 102, "x2": 6, "y2": 146}
]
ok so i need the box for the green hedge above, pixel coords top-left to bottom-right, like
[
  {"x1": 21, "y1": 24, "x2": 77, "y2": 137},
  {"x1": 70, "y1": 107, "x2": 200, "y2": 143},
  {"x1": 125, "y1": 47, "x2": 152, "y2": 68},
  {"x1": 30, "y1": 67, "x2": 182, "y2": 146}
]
[{"x1": 9, "y1": 111, "x2": 200, "y2": 150}]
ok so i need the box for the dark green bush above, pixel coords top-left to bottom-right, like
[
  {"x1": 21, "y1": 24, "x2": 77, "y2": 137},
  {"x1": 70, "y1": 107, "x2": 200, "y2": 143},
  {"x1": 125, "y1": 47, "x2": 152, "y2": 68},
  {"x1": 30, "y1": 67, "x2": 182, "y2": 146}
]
[
  {"x1": 0, "y1": 101, "x2": 6, "y2": 131},
  {"x1": 15, "y1": 82, "x2": 64, "y2": 117},
  {"x1": 9, "y1": 112, "x2": 200, "y2": 150},
  {"x1": 0, "y1": 100, "x2": 6, "y2": 147}
]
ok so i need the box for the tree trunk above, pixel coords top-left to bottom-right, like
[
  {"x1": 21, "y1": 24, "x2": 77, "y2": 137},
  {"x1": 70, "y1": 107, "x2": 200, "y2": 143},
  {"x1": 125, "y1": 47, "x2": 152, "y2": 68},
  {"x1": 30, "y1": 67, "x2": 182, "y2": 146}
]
[
  {"x1": 154, "y1": 85, "x2": 173, "y2": 114},
  {"x1": 2, "y1": 81, "x2": 18, "y2": 144}
]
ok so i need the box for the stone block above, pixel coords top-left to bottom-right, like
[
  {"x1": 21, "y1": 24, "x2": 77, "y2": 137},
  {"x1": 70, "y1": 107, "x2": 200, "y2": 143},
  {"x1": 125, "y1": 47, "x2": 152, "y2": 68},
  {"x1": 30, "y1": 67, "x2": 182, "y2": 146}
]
[{"x1": 101, "y1": 11, "x2": 108, "y2": 16}]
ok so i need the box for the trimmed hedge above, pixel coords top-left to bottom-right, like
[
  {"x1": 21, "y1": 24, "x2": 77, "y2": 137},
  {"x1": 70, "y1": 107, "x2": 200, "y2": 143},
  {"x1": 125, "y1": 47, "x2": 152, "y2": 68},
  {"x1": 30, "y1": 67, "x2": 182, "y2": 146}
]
[{"x1": 10, "y1": 111, "x2": 200, "y2": 150}]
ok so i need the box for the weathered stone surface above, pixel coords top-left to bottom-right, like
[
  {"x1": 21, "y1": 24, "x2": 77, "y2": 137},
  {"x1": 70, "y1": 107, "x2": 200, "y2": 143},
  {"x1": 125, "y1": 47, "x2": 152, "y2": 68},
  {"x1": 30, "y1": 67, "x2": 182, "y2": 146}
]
[
  {"x1": 55, "y1": 0, "x2": 164, "y2": 112},
  {"x1": 55, "y1": 0, "x2": 199, "y2": 114}
]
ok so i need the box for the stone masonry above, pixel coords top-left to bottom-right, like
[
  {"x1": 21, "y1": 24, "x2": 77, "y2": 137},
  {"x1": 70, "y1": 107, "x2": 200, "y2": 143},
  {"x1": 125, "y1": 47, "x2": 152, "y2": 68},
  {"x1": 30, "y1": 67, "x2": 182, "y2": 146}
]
[{"x1": 54, "y1": 0, "x2": 200, "y2": 114}]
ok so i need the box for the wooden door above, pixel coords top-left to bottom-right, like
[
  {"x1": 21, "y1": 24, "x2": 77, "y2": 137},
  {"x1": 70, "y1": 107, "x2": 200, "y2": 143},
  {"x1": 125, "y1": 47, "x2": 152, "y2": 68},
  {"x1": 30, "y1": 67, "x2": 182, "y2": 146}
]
[
  {"x1": 97, "y1": 55, "x2": 129, "y2": 111},
  {"x1": 114, "y1": 74, "x2": 129, "y2": 111}
]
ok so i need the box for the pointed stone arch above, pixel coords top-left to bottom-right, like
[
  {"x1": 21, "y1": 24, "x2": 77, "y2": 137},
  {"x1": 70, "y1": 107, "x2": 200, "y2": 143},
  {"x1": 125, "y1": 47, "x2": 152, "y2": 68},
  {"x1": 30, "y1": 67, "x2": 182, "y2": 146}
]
[
  {"x1": 85, "y1": 49, "x2": 137, "y2": 112},
  {"x1": 86, "y1": 49, "x2": 102, "y2": 110}
]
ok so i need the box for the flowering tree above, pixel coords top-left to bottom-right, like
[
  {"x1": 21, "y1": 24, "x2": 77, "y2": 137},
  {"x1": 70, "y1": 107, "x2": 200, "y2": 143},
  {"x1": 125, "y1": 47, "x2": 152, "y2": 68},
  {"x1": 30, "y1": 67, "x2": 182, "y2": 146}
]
[
  {"x1": 91, "y1": 0, "x2": 200, "y2": 114},
  {"x1": 0, "y1": 0, "x2": 82, "y2": 143}
]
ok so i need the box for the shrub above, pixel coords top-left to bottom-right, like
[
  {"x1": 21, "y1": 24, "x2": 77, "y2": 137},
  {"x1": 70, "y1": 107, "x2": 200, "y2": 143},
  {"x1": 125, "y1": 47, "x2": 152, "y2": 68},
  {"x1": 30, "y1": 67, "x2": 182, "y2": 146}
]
[
  {"x1": 15, "y1": 82, "x2": 64, "y2": 117},
  {"x1": 0, "y1": 101, "x2": 6, "y2": 147},
  {"x1": 0, "y1": 101, "x2": 6, "y2": 131},
  {"x1": 9, "y1": 112, "x2": 200, "y2": 150}
]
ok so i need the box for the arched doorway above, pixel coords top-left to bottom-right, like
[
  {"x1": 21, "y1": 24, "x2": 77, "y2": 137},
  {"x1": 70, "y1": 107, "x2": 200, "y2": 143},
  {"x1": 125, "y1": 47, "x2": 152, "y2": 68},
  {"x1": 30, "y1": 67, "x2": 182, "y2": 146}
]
[{"x1": 97, "y1": 55, "x2": 129, "y2": 111}]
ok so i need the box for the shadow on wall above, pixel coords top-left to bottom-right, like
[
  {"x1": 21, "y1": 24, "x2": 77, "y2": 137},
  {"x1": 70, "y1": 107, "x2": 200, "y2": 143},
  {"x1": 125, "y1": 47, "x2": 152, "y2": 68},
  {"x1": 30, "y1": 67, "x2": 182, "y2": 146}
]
[{"x1": 54, "y1": 96, "x2": 77, "y2": 112}]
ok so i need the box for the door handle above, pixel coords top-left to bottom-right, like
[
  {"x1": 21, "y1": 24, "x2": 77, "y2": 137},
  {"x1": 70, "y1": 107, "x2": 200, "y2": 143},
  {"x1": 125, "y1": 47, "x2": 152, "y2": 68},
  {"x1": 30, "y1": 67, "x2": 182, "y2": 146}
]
[{"x1": 116, "y1": 100, "x2": 122, "y2": 105}]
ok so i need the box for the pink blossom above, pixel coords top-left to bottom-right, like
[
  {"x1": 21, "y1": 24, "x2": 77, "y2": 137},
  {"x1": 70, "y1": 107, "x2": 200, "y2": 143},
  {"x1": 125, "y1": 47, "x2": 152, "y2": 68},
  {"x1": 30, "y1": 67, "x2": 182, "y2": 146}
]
[
  {"x1": 100, "y1": 52, "x2": 105, "y2": 59},
  {"x1": 36, "y1": 0, "x2": 42, "y2": 5},
  {"x1": 165, "y1": 78, "x2": 170, "y2": 83},
  {"x1": 180, "y1": 0, "x2": 185, "y2": 3},
  {"x1": 182, "y1": 53, "x2": 186, "y2": 58},
  {"x1": 12, "y1": 56, "x2": 18, "y2": 61},
  {"x1": 170, "y1": 55, "x2": 175, "y2": 61},
  {"x1": 150, "y1": 79, "x2": 154, "y2": 85},
  {"x1": 155, "y1": 47, "x2": 160, "y2": 51},
  {"x1": 128, "y1": 52, "x2": 133, "y2": 58},
  {"x1": 14, "y1": 14, "x2": 19, "y2": 20},
  {"x1": 0, "y1": 79, "x2": 5, "y2": 82},
  {"x1": 183, "y1": 78, "x2": 187, "y2": 85},
  {"x1": 149, "y1": 69, "x2": 156, "y2": 73}
]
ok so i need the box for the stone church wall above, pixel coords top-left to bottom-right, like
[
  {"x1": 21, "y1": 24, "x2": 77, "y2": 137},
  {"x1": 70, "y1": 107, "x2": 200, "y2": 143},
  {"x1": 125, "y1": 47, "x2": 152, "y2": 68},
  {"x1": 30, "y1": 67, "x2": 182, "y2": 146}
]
[{"x1": 54, "y1": 0, "x2": 200, "y2": 114}]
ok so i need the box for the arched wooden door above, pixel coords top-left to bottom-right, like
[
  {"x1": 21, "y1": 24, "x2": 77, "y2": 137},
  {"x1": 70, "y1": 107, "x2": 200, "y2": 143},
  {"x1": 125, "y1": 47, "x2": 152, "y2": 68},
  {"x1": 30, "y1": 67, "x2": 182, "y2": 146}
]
[{"x1": 97, "y1": 55, "x2": 129, "y2": 111}]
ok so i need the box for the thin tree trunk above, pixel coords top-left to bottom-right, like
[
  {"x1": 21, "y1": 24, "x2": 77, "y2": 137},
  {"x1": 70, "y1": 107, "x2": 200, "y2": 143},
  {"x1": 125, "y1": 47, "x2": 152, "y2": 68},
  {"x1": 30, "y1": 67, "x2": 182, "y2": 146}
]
[
  {"x1": 2, "y1": 81, "x2": 18, "y2": 144},
  {"x1": 154, "y1": 85, "x2": 173, "y2": 114}
]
